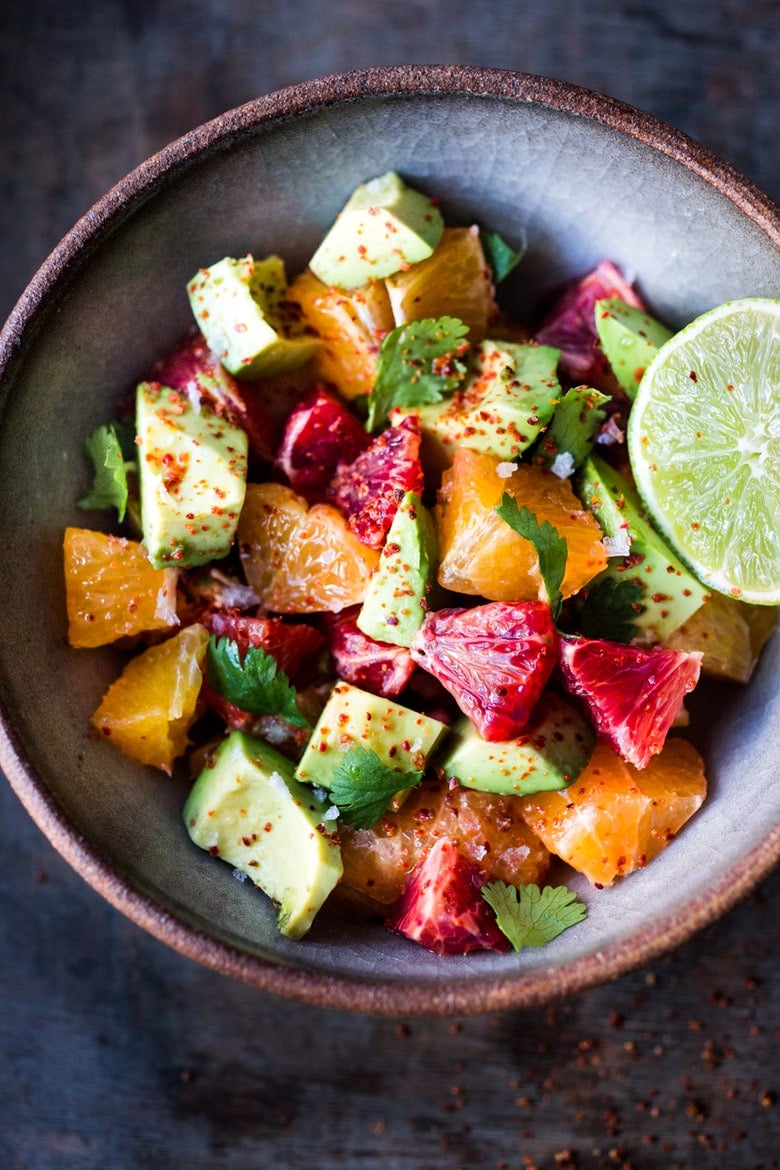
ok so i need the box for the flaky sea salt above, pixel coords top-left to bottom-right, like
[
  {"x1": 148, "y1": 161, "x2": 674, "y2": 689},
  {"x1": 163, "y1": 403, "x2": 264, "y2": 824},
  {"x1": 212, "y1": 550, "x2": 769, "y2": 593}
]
[
  {"x1": 496, "y1": 461, "x2": 518, "y2": 479},
  {"x1": 603, "y1": 530, "x2": 632, "y2": 557},
  {"x1": 550, "y1": 451, "x2": 575, "y2": 479}
]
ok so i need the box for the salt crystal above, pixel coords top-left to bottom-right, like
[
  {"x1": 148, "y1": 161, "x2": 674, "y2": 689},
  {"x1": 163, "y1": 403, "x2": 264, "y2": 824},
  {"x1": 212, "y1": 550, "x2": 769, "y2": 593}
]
[
  {"x1": 603, "y1": 530, "x2": 632, "y2": 557},
  {"x1": 496, "y1": 461, "x2": 518, "y2": 479},
  {"x1": 232, "y1": 868, "x2": 248, "y2": 882},
  {"x1": 550, "y1": 451, "x2": 575, "y2": 479}
]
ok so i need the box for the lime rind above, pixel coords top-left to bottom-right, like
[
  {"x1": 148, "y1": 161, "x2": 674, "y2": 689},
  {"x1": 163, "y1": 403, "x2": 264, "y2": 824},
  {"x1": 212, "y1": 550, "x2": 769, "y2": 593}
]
[{"x1": 627, "y1": 297, "x2": 780, "y2": 605}]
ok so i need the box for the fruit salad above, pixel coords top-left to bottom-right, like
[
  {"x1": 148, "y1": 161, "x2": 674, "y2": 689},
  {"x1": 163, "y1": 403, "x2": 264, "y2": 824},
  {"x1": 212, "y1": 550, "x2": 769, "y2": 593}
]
[{"x1": 64, "y1": 171, "x2": 778, "y2": 956}]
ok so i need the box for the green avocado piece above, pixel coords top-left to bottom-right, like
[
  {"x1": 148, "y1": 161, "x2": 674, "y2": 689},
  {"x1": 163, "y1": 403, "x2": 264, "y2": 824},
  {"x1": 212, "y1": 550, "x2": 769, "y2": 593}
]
[
  {"x1": 308, "y1": 171, "x2": 444, "y2": 290},
  {"x1": 391, "y1": 339, "x2": 562, "y2": 469},
  {"x1": 356, "y1": 492, "x2": 438, "y2": 648},
  {"x1": 183, "y1": 730, "x2": 342, "y2": 939},
  {"x1": 136, "y1": 382, "x2": 248, "y2": 569},
  {"x1": 594, "y1": 297, "x2": 672, "y2": 399},
  {"x1": 294, "y1": 682, "x2": 447, "y2": 790},
  {"x1": 435, "y1": 692, "x2": 595, "y2": 797},
  {"x1": 187, "y1": 254, "x2": 320, "y2": 379},
  {"x1": 577, "y1": 456, "x2": 709, "y2": 642},
  {"x1": 537, "y1": 385, "x2": 611, "y2": 474}
]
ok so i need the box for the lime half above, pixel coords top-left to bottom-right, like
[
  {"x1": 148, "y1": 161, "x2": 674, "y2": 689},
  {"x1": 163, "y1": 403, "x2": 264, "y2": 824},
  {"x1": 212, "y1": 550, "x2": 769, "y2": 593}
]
[{"x1": 628, "y1": 297, "x2": 780, "y2": 604}]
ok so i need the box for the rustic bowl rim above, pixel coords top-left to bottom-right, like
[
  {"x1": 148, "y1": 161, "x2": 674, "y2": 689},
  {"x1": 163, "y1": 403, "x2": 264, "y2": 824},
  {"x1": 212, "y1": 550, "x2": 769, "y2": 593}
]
[{"x1": 1, "y1": 65, "x2": 778, "y2": 1017}]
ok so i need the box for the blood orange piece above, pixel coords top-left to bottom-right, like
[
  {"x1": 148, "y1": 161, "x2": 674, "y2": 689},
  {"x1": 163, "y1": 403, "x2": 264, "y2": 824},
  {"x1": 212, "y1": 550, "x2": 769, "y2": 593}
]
[
  {"x1": 386, "y1": 838, "x2": 509, "y2": 955},
  {"x1": 275, "y1": 384, "x2": 369, "y2": 500},
  {"x1": 410, "y1": 602, "x2": 557, "y2": 742},
  {"x1": 322, "y1": 607, "x2": 416, "y2": 697},
  {"x1": 203, "y1": 609, "x2": 325, "y2": 685},
  {"x1": 535, "y1": 260, "x2": 645, "y2": 391},
  {"x1": 327, "y1": 416, "x2": 424, "y2": 548},
  {"x1": 152, "y1": 332, "x2": 277, "y2": 461},
  {"x1": 559, "y1": 634, "x2": 702, "y2": 769}
]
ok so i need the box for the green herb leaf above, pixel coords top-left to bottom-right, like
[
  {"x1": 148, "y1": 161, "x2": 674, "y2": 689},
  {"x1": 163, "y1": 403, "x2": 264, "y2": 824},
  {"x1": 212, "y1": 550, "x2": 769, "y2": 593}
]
[
  {"x1": 205, "y1": 636, "x2": 308, "y2": 728},
  {"x1": 78, "y1": 423, "x2": 130, "y2": 521},
  {"x1": 480, "y1": 229, "x2": 525, "y2": 284},
  {"x1": 495, "y1": 495, "x2": 567, "y2": 622},
  {"x1": 482, "y1": 881, "x2": 587, "y2": 953},
  {"x1": 578, "y1": 576, "x2": 645, "y2": 643},
  {"x1": 366, "y1": 316, "x2": 470, "y2": 432},
  {"x1": 329, "y1": 746, "x2": 424, "y2": 829},
  {"x1": 540, "y1": 386, "x2": 611, "y2": 472}
]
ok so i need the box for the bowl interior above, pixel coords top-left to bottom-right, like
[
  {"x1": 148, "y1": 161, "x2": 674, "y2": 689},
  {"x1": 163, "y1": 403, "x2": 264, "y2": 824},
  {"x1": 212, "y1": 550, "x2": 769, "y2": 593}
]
[{"x1": 1, "y1": 70, "x2": 778, "y2": 1014}]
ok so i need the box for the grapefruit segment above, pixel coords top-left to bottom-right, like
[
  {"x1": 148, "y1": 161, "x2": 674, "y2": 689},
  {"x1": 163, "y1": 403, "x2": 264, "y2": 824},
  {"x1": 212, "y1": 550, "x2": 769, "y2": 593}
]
[
  {"x1": 559, "y1": 635, "x2": 702, "y2": 769},
  {"x1": 410, "y1": 601, "x2": 557, "y2": 742}
]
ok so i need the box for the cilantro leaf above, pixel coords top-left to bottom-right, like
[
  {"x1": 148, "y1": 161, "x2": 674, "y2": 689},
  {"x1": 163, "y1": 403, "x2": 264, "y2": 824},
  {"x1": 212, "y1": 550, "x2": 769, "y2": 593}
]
[
  {"x1": 205, "y1": 636, "x2": 308, "y2": 728},
  {"x1": 329, "y1": 746, "x2": 424, "y2": 829},
  {"x1": 578, "y1": 576, "x2": 645, "y2": 643},
  {"x1": 541, "y1": 386, "x2": 611, "y2": 472},
  {"x1": 480, "y1": 229, "x2": 525, "y2": 284},
  {"x1": 482, "y1": 881, "x2": 587, "y2": 953},
  {"x1": 495, "y1": 495, "x2": 568, "y2": 622},
  {"x1": 366, "y1": 316, "x2": 470, "y2": 432},
  {"x1": 78, "y1": 423, "x2": 131, "y2": 522}
]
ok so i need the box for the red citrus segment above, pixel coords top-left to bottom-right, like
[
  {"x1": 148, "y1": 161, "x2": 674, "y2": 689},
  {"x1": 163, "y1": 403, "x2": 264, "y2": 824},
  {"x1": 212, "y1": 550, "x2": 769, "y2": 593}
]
[
  {"x1": 64, "y1": 527, "x2": 178, "y2": 649},
  {"x1": 519, "y1": 738, "x2": 707, "y2": 886},
  {"x1": 322, "y1": 607, "x2": 416, "y2": 697},
  {"x1": 410, "y1": 602, "x2": 557, "y2": 741},
  {"x1": 535, "y1": 260, "x2": 645, "y2": 391},
  {"x1": 202, "y1": 610, "x2": 325, "y2": 685},
  {"x1": 274, "y1": 384, "x2": 369, "y2": 500},
  {"x1": 436, "y1": 448, "x2": 606, "y2": 601},
  {"x1": 328, "y1": 416, "x2": 424, "y2": 548},
  {"x1": 386, "y1": 838, "x2": 509, "y2": 955},
  {"x1": 559, "y1": 635, "x2": 702, "y2": 769},
  {"x1": 91, "y1": 623, "x2": 209, "y2": 773},
  {"x1": 339, "y1": 776, "x2": 550, "y2": 907}
]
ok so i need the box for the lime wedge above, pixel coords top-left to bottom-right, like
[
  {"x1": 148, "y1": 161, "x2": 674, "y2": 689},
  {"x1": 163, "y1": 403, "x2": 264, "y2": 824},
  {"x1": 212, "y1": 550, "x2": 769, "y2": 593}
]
[{"x1": 627, "y1": 298, "x2": 780, "y2": 604}]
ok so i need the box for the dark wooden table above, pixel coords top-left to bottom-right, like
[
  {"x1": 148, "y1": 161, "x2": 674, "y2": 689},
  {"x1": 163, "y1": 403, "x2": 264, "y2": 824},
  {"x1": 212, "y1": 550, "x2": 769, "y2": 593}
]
[{"x1": 1, "y1": 4, "x2": 778, "y2": 1167}]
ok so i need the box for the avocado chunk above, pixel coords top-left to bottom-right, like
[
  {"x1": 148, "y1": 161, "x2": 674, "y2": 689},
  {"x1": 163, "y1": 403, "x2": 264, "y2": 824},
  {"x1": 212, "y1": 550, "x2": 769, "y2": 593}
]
[
  {"x1": 183, "y1": 730, "x2": 342, "y2": 939},
  {"x1": 537, "y1": 385, "x2": 611, "y2": 475},
  {"x1": 594, "y1": 297, "x2": 672, "y2": 399},
  {"x1": 137, "y1": 382, "x2": 248, "y2": 569},
  {"x1": 357, "y1": 491, "x2": 438, "y2": 647},
  {"x1": 390, "y1": 339, "x2": 562, "y2": 469},
  {"x1": 436, "y1": 692, "x2": 595, "y2": 796},
  {"x1": 187, "y1": 254, "x2": 320, "y2": 379},
  {"x1": 308, "y1": 171, "x2": 444, "y2": 290},
  {"x1": 294, "y1": 681, "x2": 447, "y2": 790},
  {"x1": 577, "y1": 456, "x2": 708, "y2": 642}
]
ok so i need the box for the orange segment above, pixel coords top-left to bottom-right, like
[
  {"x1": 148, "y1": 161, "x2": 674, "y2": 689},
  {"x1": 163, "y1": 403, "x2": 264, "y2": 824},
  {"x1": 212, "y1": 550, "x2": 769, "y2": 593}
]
[
  {"x1": 287, "y1": 269, "x2": 394, "y2": 399},
  {"x1": 92, "y1": 623, "x2": 209, "y2": 773},
  {"x1": 64, "y1": 527, "x2": 178, "y2": 648},
  {"x1": 518, "y1": 738, "x2": 707, "y2": 886},
  {"x1": 339, "y1": 777, "x2": 550, "y2": 907},
  {"x1": 385, "y1": 226, "x2": 497, "y2": 341},
  {"x1": 664, "y1": 590, "x2": 777, "y2": 683},
  {"x1": 237, "y1": 482, "x2": 379, "y2": 613},
  {"x1": 436, "y1": 448, "x2": 607, "y2": 601}
]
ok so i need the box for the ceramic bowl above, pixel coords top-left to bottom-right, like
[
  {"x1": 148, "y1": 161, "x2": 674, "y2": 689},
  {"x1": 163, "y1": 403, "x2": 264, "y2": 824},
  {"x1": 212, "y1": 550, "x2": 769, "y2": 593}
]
[{"x1": 0, "y1": 67, "x2": 778, "y2": 1016}]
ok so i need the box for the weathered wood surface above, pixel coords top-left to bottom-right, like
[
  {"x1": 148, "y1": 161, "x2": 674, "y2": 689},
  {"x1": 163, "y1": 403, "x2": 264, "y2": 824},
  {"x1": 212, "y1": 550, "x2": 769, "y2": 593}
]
[{"x1": 1, "y1": 3, "x2": 778, "y2": 1167}]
